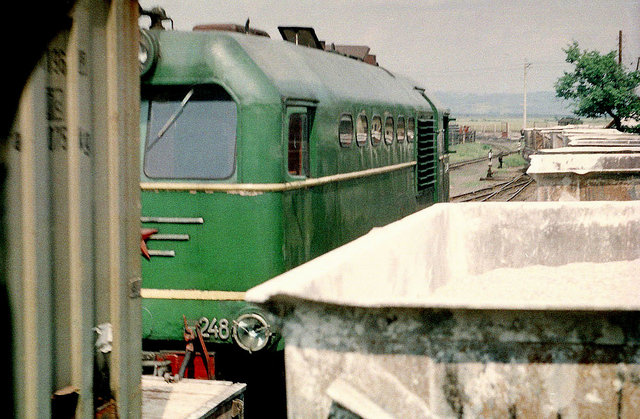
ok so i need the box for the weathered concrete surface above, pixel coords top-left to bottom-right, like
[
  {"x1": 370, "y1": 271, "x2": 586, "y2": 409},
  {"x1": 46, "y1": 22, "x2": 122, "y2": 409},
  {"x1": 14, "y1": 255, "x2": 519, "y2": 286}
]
[
  {"x1": 522, "y1": 127, "x2": 639, "y2": 152},
  {"x1": 528, "y1": 148, "x2": 640, "y2": 174},
  {"x1": 527, "y1": 148, "x2": 640, "y2": 201},
  {"x1": 249, "y1": 202, "x2": 640, "y2": 310},
  {"x1": 532, "y1": 173, "x2": 640, "y2": 201},
  {"x1": 246, "y1": 202, "x2": 640, "y2": 418},
  {"x1": 282, "y1": 306, "x2": 640, "y2": 418},
  {"x1": 567, "y1": 135, "x2": 640, "y2": 147}
]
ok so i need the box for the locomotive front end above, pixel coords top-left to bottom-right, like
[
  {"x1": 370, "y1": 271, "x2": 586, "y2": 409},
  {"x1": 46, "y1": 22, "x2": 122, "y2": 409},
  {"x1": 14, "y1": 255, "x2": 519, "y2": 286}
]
[{"x1": 138, "y1": 25, "x2": 286, "y2": 372}]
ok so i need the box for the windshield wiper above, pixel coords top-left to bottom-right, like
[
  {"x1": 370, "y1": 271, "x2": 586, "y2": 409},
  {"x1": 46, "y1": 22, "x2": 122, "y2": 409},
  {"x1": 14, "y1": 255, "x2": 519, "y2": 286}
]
[{"x1": 146, "y1": 88, "x2": 195, "y2": 151}]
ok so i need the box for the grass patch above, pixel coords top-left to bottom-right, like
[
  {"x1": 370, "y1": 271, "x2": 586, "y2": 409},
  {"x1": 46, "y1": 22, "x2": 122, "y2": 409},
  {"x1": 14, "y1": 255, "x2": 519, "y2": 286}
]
[
  {"x1": 449, "y1": 143, "x2": 491, "y2": 163},
  {"x1": 492, "y1": 153, "x2": 527, "y2": 177},
  {"x1": 499, "y1": 153, "x2": 526, "y2": 168}
]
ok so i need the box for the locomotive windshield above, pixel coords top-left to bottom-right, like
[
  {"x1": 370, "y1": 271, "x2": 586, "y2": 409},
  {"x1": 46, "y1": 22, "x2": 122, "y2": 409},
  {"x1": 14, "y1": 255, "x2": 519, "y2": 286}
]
[{"x1": 142, "y1": 84, "x2": 237, "y2": 180}]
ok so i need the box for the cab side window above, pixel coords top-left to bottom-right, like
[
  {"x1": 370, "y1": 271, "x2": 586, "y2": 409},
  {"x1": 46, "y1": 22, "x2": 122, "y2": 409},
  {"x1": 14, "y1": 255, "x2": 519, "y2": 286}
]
[{"x1": 288, "y1": 113, "x2": 308, "y2": 176}]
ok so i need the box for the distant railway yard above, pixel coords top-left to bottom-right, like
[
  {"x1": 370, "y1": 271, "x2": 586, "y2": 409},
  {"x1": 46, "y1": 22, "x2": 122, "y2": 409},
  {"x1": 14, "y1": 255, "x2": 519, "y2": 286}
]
[{"x1": 449, "y1": 138, "x2": 536, "y2": 201}]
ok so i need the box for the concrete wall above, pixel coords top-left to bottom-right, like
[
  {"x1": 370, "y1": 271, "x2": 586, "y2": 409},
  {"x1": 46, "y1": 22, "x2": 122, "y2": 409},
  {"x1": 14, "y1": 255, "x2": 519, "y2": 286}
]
[
  {"x1": 247, "y1": 202, "x2": 640, "y2": 418},
  {"x1": 282, "y1": 304, "x2": 640, "y2": 418},
  {"x1": 534, "y1": 173, "x2": 640, "y2": 201},
  {"x1": 528, "y1": 149, "x2": 640, "y2": 202}
]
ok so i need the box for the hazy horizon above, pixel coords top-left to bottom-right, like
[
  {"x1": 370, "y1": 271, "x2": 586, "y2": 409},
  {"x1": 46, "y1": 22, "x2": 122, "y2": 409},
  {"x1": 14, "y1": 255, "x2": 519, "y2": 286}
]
[
  {"x1": 139, "y1": 0, "x2": 640, "y2": 95},
  {"x1": 432, "y1": 90, "x2": 575, "y2": 117}
]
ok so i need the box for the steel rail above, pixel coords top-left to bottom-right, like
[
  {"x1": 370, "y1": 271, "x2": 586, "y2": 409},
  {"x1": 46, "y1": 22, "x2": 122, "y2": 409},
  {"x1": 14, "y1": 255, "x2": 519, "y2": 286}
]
[
  {"x1": 449, "y1": 150, "x2": 519, "y2": 170},
  {"x1": 480, "y1": 174, "x2": 525, "y2": 202},
  {"x1": 506, "y1": 179, "x2": 534, "y2": 201},
  {"x1": 450, "y1": 180, "x2": 513, "y2": 201},
  {"x1": 453, "y1": 174, "x2": 531, "y2": 202}
]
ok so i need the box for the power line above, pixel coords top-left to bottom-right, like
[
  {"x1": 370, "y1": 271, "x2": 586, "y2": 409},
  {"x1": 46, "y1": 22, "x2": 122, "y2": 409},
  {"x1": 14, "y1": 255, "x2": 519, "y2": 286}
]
[
  {"x1": 524, "y1": 61, "x2": 532, "y2": 129},
  {"x1": 421, "y1": 60, "x2": 567, "y2": 77}
]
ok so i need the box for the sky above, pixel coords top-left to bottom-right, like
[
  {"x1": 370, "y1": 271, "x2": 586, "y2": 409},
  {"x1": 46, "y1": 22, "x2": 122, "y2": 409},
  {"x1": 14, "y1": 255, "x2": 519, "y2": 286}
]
[{"x1": 138, "y1": 0, "x2": 640, "y2": 95}]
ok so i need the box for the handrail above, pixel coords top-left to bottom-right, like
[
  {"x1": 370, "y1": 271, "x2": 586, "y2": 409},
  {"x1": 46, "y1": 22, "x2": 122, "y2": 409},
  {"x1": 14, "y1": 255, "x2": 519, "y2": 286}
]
[{"x1": 141, "y1": 161, "x2": 417, "y2": 193}]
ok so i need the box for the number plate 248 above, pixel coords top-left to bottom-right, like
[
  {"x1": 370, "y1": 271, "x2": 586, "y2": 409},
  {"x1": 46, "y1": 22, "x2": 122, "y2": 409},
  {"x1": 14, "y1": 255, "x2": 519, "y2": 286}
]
[{"x1": 198, "y1": 317, "x2": 231, "y2": 341}]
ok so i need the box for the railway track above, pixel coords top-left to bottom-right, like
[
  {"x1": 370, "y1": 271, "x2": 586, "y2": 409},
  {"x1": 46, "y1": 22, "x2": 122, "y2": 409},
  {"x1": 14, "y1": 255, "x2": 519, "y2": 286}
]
[{"x1": 450, "y1": 173, "x2": 534, "y2": 202}]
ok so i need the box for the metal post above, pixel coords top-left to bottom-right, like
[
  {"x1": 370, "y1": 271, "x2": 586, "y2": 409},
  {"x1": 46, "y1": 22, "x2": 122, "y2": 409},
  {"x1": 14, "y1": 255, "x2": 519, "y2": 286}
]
[
  {"x1": 523, "y1": 62, "x2": 531, "y2": 131},
  {"x1": 619, "y1": 30, "x2": 622, "y2": 65}
]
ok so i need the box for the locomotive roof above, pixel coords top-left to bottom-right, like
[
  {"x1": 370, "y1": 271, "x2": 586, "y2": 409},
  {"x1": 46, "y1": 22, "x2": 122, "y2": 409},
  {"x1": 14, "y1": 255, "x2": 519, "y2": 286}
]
[{"x1": 147, "y1": 29, "x2": 444, "y2": 113}]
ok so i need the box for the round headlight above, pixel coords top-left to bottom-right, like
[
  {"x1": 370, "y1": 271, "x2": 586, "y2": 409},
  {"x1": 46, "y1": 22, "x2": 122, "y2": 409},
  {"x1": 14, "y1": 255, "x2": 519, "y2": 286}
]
[
  {"x1": 139, "y1": 30, "x2": 158, "y2": 76},
  {"x1": 232, "y1": 313, "x2": 272, "y2": 353}
]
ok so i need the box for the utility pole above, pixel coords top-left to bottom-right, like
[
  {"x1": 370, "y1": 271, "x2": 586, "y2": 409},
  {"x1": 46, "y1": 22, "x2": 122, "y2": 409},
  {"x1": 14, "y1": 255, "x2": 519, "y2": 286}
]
[
  {"x1": 523, "y1": 61, "x2": 531, "y2": 131},
  {"x1": 618, "y1": 30, "x2": 622, "y2": 65}
]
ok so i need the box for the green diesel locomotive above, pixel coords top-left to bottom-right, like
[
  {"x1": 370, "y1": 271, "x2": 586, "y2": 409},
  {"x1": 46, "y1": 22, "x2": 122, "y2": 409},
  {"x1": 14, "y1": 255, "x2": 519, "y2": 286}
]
[{"x1": 139, "y1": 13, "x2": 450, "y2": 390}]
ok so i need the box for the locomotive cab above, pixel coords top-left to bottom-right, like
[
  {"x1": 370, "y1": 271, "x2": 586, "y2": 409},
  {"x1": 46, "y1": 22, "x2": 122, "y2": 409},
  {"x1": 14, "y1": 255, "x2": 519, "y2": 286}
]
[{"x1": 139, "y1": 26, "x2": 287, "y2": 358}]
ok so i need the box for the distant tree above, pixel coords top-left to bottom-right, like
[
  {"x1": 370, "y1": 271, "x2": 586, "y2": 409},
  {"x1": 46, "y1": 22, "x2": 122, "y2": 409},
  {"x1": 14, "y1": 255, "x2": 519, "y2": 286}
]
[{"x1": 555, "y1": 41, "x2": 640, "y2": 131}]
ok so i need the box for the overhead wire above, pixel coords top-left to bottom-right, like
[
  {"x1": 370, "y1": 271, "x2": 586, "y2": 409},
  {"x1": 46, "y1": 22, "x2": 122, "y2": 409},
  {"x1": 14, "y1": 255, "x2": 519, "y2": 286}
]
[{"x1": 420, "y1": 60, "x2": 568, "y2": 77}]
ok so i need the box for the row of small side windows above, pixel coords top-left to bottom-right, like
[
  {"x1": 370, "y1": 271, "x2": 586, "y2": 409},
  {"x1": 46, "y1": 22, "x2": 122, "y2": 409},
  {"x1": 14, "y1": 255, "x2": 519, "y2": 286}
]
[{"x1": 339, "y1": 114, "x2": 416, "y2": 148}]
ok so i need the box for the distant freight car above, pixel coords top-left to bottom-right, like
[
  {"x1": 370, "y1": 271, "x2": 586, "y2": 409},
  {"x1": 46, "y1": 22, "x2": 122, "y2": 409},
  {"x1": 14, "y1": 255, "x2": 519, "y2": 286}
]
[{"x1": 138, "y1": 8, "x2": 451, "y2": 414}]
